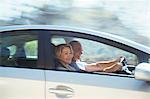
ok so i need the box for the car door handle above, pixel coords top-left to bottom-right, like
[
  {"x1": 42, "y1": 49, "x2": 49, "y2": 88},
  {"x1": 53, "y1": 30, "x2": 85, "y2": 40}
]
[{"x1": 49, "y1": 85, "x2": 74, "y2": 98}]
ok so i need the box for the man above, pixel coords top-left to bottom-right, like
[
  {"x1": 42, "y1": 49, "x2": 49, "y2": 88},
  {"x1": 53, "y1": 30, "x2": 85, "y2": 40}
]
[{"x1": 69, "y1": 41, "x2": 122, "y2": 72}]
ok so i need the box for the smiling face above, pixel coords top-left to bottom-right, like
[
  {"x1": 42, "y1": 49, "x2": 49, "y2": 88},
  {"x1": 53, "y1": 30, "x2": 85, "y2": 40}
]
[
  {"x1": 55, "y1": 44, "x2": 73, "y2": 65},
  {"x1": 59, "y1": 47, "x2": 73, "y2": 65}
]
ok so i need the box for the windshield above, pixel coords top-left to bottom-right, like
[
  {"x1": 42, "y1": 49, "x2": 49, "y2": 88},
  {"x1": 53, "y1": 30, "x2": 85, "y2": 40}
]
[{"x1": 0, "y1": 0, "x2": 150, "y2": 47}]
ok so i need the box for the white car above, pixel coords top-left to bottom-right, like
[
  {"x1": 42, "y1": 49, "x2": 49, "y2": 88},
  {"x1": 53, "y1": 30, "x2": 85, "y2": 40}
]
[{"x1": 0, "y1": 25, "x2": 150, "y2": 99}]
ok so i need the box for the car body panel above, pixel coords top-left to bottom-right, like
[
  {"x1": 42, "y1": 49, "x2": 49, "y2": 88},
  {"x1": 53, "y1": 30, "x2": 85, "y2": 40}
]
[
  {"x1": 0, "y1": 67, "x2": 45, "y2": 99},
  {"x1": 46, "y1": 70, "x2": 150, "y2": 99}
]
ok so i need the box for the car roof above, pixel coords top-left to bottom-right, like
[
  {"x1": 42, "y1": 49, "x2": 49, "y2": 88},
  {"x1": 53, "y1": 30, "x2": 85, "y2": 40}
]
[{"x1": 0, "y1": 25, "x2": 150, "y2": 54}]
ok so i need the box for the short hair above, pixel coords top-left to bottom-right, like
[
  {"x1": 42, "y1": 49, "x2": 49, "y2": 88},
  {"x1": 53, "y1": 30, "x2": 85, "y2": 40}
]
[
  {"x1": 55, "y1": 44, "x2": 73, "y2": 59},
  {"x1": 69, "y1": 41, "x2": 82, "y2": 51},
  {"x1": 69, "y1": 41, "x2": 80, "y2": 46}
]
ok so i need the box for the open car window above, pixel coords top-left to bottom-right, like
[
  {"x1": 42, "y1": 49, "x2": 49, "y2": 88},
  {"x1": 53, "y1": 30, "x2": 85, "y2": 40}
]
[{"x1": 52, "y1": 36, "x2": 138, "y2": 65}]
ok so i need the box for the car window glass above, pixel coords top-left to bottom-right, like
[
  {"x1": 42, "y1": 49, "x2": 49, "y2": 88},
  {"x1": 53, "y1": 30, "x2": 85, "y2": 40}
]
[
  {"x1": 0, "y1": 30, "x2": 38, "y2": 68},
  {"x1": 51, "y1": 37, "x2": 66, "y2": 45},
  {"x1": 24, "y1": 40, "x2": 37, "y2": 59}
]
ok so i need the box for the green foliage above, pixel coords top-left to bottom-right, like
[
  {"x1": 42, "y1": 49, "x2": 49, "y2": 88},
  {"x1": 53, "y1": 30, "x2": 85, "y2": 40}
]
[{"x1": 24, "y1": 41, "x2": 37, "y2": 57}]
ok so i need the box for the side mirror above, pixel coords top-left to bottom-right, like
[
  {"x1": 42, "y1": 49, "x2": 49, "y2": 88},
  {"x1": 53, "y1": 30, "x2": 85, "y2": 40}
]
[{"x1": 134, "y1": 63, "x2": 150, "y2": 81}]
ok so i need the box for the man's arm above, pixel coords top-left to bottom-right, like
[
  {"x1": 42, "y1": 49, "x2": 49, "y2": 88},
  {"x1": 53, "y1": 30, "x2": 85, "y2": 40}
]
[
  {"x1": 85, "y1": 59, "x2": 122, "y2": 72},
  {"x1": 85, "y1": 63, "x2": 103, "y2": 72}
]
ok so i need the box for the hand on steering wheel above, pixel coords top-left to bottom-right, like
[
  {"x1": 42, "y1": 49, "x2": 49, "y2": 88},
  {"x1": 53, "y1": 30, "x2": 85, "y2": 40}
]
[{"x1": 119, "y1": 56, "x2": 133, "y2": 74}]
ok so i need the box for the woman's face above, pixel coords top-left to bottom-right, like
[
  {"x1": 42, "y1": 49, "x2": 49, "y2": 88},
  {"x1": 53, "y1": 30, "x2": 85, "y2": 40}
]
[{"x1": 59, "y1": 47, "x2": 73, "y2": 64}]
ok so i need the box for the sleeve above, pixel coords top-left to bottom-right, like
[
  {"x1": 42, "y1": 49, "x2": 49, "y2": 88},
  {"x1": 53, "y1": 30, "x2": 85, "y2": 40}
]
[{"x1": 76, "y1": 61, "x2": 87, "y2": 70}]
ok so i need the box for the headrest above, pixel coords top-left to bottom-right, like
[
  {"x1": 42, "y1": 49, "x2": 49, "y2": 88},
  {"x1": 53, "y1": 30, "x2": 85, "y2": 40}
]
[{"x1": 0, "y1": 47, "x2": 10, "y2": 56}]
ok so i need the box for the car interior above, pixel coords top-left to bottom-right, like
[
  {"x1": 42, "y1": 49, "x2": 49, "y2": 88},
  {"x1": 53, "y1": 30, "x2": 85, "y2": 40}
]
[
  {"x1": 51, "y1": 35, "x2": 136, "y2": 75},
  {"x1": 0, "y1": 47, "x2": 17, "y2": 66},
  {"x1": 0, "y1": 31, "x2": 38, "y2": 69}
]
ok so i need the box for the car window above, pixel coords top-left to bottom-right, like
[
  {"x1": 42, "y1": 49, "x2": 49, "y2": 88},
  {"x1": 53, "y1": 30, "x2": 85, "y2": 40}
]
[
  {"x1": 75, "y1": 38, "x2": 138, "y2": 65},
  {"x1": 0, "y1": 30, "x2": 38, "y2": 68},
  {"x1": 52, "y1": 36, "x2": 138, "y2": 66},
  {"x1": 51, "y1": 37, "x2": 66, "y2": 45},
  {"x1": 25, "y1": 40, "x2": 37, "y2": 59}
]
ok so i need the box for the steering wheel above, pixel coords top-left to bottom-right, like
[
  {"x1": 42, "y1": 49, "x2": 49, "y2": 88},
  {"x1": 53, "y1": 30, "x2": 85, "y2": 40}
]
[{"x1": 119, "y1": 57, "x2": 134, "y2": 75}]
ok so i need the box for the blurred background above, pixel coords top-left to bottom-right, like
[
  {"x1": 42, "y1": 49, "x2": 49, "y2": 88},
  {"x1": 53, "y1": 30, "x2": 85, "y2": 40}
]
[{"x1": 0, "y1": 0, "x2": 150, "y2": 47}]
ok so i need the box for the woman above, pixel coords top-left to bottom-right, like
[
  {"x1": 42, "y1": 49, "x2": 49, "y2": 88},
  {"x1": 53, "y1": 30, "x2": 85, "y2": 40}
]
[{"x1": 55, "y1": 44, "x2": 76, "y2": 71}]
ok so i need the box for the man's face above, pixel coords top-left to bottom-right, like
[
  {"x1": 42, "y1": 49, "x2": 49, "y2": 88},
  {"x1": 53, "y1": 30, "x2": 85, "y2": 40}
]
[{"x1": 72, "y1": 43, "x2": 83, "y2": 61}]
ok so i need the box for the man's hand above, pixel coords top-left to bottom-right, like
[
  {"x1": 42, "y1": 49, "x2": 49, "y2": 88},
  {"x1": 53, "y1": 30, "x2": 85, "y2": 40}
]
[{"x1": 96, "y1": 58, "x2": 123, "y2": 73}]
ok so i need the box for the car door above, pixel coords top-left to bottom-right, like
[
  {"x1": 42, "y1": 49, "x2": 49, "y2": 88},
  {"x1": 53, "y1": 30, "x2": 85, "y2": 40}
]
[
  {"x1": 46, "y1": 71, "x2": 150, "y2": 99},
  {"x1": 0, "y1": 29, "x2": 45, "y2": 99},
  {"x1": 45, "y1": 30, "x2": 150, "y2": 99}
]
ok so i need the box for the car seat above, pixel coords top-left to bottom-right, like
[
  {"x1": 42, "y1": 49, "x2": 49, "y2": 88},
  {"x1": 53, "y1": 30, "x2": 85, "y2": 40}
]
[{"x1": 0, "y1": 47, "x2": 17, "y2": 66}]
